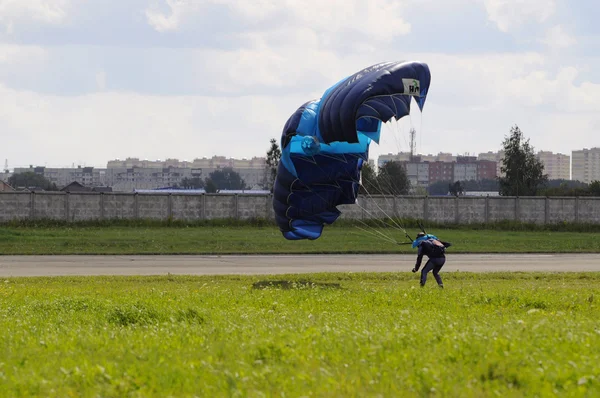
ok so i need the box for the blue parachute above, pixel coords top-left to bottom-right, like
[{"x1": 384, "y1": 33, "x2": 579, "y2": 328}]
[{"x1": 273, "y1": 61, "x2": 431, "y2": 240}]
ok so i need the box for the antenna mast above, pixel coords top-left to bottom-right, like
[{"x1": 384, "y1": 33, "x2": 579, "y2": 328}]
[{"x1": 409, "y1": 128, "x2": 416, "y2": 162}]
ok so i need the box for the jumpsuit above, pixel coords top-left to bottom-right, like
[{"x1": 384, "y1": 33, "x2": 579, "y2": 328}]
[{"x1": 413, "y1": 239, "x2": 452, "y2": 287}]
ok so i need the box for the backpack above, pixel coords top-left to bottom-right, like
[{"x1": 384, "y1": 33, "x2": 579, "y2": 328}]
[{"x1": 427, "y1": 239, "x2": 446, "y2": 257}]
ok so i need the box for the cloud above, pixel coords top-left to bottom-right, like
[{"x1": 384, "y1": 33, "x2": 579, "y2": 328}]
[
  {"x1": 0, "y1": 81, "x2": 309, "y2": 167},
  {"x1": 0, "y1": 43, "x2": 47, "y2": 63},
  {"x1": 1, "y1": 0, "x2": 598, "y2": 170},
  {"x1": 541, "y1": 24, "x2": 577, "y2": 50},
  {"x1": 144, "y1": 0, "x2": 411, "y2": 44},
  {"x1": 0, "y1": 0, "x2": 71, "y2": 33},
  {"x1": 483, "y1": 0, "x2": 556, "y2": 32},
  {"x1": 144, "y1": 0, "x2": 203, "y2": 32},
  {"x1": 95, "y1": 70, "x2": 106, "y2": 91}
]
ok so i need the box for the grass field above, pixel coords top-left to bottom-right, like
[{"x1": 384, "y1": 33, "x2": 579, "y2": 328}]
[
  {"x1": 2, "y1": 224, "x2": 600, "y2": 254},
  {"x1": 1, "y1": 273, "x2": 599, "y2": 397}
]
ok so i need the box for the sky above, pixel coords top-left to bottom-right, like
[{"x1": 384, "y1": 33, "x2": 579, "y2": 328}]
[{"x1": 0, "y1": 0, "x2": 598, "y2": 169}]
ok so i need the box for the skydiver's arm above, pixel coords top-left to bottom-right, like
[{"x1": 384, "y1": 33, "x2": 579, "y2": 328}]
[
  {"x1": 412, "y1": 246, "x2": 424, "y2": 272},
  {"x1": 441, "y1": 241, "x2": 452, "y2": 248}
]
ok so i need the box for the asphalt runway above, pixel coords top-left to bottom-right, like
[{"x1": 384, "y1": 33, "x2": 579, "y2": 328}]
[{"x1": 0, "y1": 254, "x2": 599, "y2": 277}]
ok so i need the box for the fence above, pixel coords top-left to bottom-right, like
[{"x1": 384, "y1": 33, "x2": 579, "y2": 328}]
[{"x1": 1, "y1": 192, "x2": 600, "y2": 224}]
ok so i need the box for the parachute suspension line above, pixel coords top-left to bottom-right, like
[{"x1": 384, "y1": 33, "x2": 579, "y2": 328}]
[
  {"x1": 366, "y1": 165, "x2": 414, "y2": 243},
  {"x1": 352, "y1": 224, "x2": 399, "y2": 245},
  {"x1": 358, "y1": 177, "x2": 413, "y2": 244},
  {"x1": 419, "y1": 110, "x2": 423, "y2": 155},
  {"x1": 351, "y1": 193, "x2": 406, "y2": 245},
  {"x1": 352, "y1": 195, "x2": 401, "y2": 233}
]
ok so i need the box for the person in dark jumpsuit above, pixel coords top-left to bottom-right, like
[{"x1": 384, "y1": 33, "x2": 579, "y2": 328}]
[{"x1": 411, "y1": 232, "x2": 452, "y2": 288}]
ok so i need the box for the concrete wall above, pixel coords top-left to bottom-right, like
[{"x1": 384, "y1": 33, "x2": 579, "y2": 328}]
[{"x1": 2, "y1": 192, "x2": 600, "y2": 224}]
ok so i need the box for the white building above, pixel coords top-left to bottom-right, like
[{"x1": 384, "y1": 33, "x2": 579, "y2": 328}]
[
  {"x1": 106, "y1": 156, "x2": 267, "y2": 191},
  {"x1": 453, "y1": 163, "x2": 478, "y2": 181},
  {"x1": 536, "y1": 151, "x2": 570, "y2": 180},
  {"x1": 572, "y1": 148, "x2": 600, "y2": 184},
  {"x1": 13, "y1": 166, "x2": 108, "y2": 188}
]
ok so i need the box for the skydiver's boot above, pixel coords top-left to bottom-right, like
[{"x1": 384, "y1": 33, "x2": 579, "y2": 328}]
[{"x1": 438, "y1": 284, "x2": 444, "y2": 289}]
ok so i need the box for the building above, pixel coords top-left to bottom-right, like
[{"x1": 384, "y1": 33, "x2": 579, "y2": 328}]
[
  {"x1": 476, "y1": 160, "x2": 497, "y2": 180},
  {"x1": 428, "y1": 161, "x2": 454, "y2": 183},
  {"x1": 60, "y1": 181, "x2": 113, "y2": 192},
  {"x1": 453, "y1": 163, "x2": 478, "y2": 181},
  {"x1": 478, "y1": 151, "x2": 504, "y2": 177},
  {"x1": 572, "y1": 148, "x2": 600, "y2": 184},
  {"x1": 0, "y1": 180, "x2": 14, "y2": 192},
  {"x1": 536, "y1": 151, "x2": 570, "y2": 180},
  {"x1": 11, "y1": 156, "x2": 268, "y2": 192},
  {"x1": 377, "y1": 152, "x2": 412, "y2": 168},
  {"x1": 105, "y1": 156, "x2": 267, "y2": 191},
  {"x1": 13, "y1": 166, "x2": 108, "y2": 188},
  {"x1": 403, "y1": 162, "x2": 429, "y2": 188},
  {"x1": 378, "y1": 151, "x2": 498, "y2": 187}
]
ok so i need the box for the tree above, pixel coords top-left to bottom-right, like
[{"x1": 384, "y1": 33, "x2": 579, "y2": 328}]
[
  {"x1": 206, "y1": 167, "x2": 247, "y2": 191},
  {"x1": 589, "y1": 181, "x2": 600, "y2": 196},
  {"x1": 498, "y1": 125, "x2": 548, "y2": 196},
  {"x1": 376, "y1": 161, "x2": 411, "y2": 195},
  {"x1": 427, "y1": 180, "x2": 452, "y2": 196},
  {"x1": 8, "y1": 172, "x2": 58, "y2": 191},
  {"x1": 448, "y1": 181, "x2": 464, "y2": 196},
  {"x1": 359, "y1": 161, "x2": 380, "y2": 194},
  {"x1": 264, "y1": 138, "x2": 281, "y2": 192},
  {"x1": 538, "y1": 179, "x2": 590, "y2": 197},
  {"x1": 180, "y1": 177, "x2": 205, "y2": 190},
  {"x1": 204, "y1": 178, "x2": 218, "y2": 193}
]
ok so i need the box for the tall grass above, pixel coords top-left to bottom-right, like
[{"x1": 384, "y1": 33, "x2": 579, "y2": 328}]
[{"x1": 0, "y1": 273, "x2": 599, "y2": 397}]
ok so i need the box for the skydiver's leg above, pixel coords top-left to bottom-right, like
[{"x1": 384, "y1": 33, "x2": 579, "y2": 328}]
[
  {"x1": 432, "y1": 257, "x2": 446, "y2": 287},
  {"x1": 420, "y1": 259, "x2": 435, "y2": 287}
]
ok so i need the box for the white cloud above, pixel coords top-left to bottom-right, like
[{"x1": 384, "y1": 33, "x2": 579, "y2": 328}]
[
  {"x1": 0, "y1": 82, "x2": 308, "y2": 167},
  {"x1": 0, "y1": 0, "x2": 71, "y2": 32},
  {"x1": 483, "y1": 0, "x2": 556, "y2": 32},
  {"x1": 144, "y1": 0, "x2": 203, "y2": 32},
  {"x1": 95, "y1": 70, "x2": 106, "y2": 91},
  {"x1": 144, "y1": 0, "x2": 411, "y2": 42},
  {"x1": 541, "y1": 24, "x2": 577, "y2": 50},
  {"x1": 1, "y1": 0, "x2": 598, "y2": 169},
  {"x1": 2, "y1": 43, "x2": 598, "y2": 169},
  {"x1": 0, "y1": 43, "x2": 47, "y2": 63}
]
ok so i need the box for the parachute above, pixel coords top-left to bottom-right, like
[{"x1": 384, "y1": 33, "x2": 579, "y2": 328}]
[{"x1": 273, "y1": 61, "x2": 431, "y2": 240}]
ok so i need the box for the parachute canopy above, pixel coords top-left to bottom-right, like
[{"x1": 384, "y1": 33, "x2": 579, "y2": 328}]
[{"x1": 273, "y1": 61, "x2": 431, "y2": 240}]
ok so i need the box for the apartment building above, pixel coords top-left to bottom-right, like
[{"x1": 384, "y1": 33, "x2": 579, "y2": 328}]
[
  {"x1": 105, "y1": 156, "x2": 267, "y2": 191},
  {"x1": 13, "y1": 166, "x2": 108, "y2": 188},
  {"x1": 572, "y1": 148, "x2": 600, "y2": 184},
  {"x1": 536, "y1": 151, "x2": 570, "y2": 180},
  {"x1": 478, "y1": 151, "x2": 505, "y2": 177},
  {"x1": 428, "y1": 161, "x2": 454, "y2": 183}
]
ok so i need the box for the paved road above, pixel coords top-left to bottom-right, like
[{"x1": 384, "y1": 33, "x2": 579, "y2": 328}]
[{"x1": 0, "y1": 254, "x2": 599, "y2": 277}]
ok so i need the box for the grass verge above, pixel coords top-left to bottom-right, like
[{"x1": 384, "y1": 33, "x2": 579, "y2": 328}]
[
  {"x1": 0, "y1": 273, "x2": 599, "y2": 396},
  {"x1": 1, "y1": 223, "x2": 600, "y2": 254}
]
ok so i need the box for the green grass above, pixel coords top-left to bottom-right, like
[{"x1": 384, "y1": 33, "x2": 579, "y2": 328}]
[
  {"x1": 1, "y1": 224, "x2": 600, "y2": 255},
  {"x1": 1, "y1": 273, "x2": 599, "y2": 397}
]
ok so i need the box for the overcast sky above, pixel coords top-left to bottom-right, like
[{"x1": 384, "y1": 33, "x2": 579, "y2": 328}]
[{"x1": 1, "y1": 0, "x2": 598, "y2": 169}]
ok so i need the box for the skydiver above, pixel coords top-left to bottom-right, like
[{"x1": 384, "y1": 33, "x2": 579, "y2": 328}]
[{"x1": 411, "y1": 232, "x2": 452, "y2": 288}]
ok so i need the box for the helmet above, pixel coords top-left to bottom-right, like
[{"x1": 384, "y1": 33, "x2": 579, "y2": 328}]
[{"x1": 416, "y1": 232, "x2": 426, "y2": 238}]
